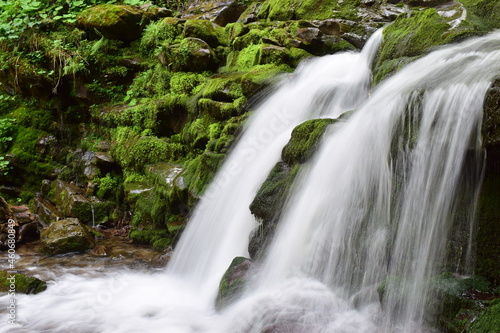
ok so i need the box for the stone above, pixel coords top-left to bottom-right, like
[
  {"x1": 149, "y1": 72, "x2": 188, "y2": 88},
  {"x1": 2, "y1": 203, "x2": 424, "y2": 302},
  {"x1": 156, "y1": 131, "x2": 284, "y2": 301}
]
[
  {"x1": 0, "y1": 271, "x2": 47, "y2": 294},
  {"x1": 318, "y1": 19, "x2": 341, "y2": 36},
  {"x1": 216, "y1": 257, "x2": 254, "y2": 309},
  {"x1": 39, "y1": 218, "x2": 95, "y2": 255},
  {"x1": 77, "y1": 4, "x2": 148, "y2": 42},
  {"x1": 213, "y1": 2, "x2": 247, "y2": 27},
  {"x1": 34, "y1": 195, "x2": 63, "y2": 224},
  {"x1": 159, "y1": 38, "x2": 219, "y2": 72}
]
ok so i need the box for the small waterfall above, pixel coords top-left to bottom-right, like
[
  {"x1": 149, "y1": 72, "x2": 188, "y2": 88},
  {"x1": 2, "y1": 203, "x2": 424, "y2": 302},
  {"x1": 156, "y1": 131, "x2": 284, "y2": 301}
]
[
  {"x1": 220, "y1": 31, "x2": 500, "y2": 332},
  {"x1": 166, "y1": 29, "x2": 383, "y2": 302}
]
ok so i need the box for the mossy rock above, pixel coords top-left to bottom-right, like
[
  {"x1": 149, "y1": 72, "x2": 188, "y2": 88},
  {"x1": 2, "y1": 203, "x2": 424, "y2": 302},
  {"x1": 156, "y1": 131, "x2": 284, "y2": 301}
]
[
  {"x1": 141, "y1": 17, "x2": 185, "y2": 56},
  {"x1": 201, "y1": 74, "x2": 245, "y2": 102},
  {"x1": 257, "y1": 0, "x2": 354, "y2": 21},
  {"x1": 0, "y1": 271, "x2": 47, "y2": 294},
  {"x1": 160, "y1": 37, "x2": 219, "y2": 72},
  {"x1": 374, "y1": 8, "x2": 452, "y2": 82},
  {"x1": 469, "y1": 299, "x2": 500, "y2": 333},
  {"x1": 39, "y1": 218, "x2": 95, "y2": 255},
  {"x1": 282, "y1": 118, "x2": 337, "y2": 165},
  {"x1": 77, "y1": 4, "x2": 147, "y2": 42},
  {"x1": 198, "y1": 98, "x2": 238, "y2": 120},
  {"x1": 216, "y1": 257, "x2": 254, "y2": 310},
  {"x1": 182, "y1": 152, "x2": 225, "y2": 196},
  {"x1": 183, "y1": 19, "x2": 229, "y2": 47}
]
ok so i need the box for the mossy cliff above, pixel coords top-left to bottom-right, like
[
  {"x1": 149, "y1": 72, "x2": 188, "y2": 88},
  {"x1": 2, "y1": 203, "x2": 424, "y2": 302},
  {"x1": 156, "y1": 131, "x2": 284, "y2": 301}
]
[{"x1": 0, "y1": 0, "x2": 499, "y2": 328}]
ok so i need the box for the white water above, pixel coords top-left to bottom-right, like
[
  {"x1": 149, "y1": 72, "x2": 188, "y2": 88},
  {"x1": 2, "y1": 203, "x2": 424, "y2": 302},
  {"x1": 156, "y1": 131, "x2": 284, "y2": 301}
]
[
  {"x1": 219, "y1": 32, "x2": 500, "y2": 333},
  {"x1": 0, "y1": 32, "x2": 383, "y2": 333}
]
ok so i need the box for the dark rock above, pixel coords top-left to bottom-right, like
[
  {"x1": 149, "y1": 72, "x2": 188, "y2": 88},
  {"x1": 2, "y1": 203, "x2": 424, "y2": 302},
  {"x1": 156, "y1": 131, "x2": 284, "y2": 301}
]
[
  {"x1": 216, "y1": 257, "x2": 255, "y2": 309},
  {"x1": 319, "y1": 19, "x2": 341, "y2": 36},
  {"x1": 34, "y1": 195, "x2": 63, "y2": 224},
  {"x1": 408, "y1": 0, "x2": 450, "y2": 7},
  {"x1": 39, "y1": 218, "x2": 95, "y2": 255},
  {"x1": 237, "y1": 2, "x2": 262, "y2": 24},
  {"x1": 340, "y1": 32, "x2": 366, "y2": 49},
  {"x1": 213, "y1": 2, "x2": 247, "y2": 27}
]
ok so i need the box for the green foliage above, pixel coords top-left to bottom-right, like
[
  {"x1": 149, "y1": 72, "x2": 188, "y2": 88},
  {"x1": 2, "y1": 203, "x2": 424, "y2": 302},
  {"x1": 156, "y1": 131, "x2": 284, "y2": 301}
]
[
  {"x1": 469, "y1": 299, "x2": 500, "y2": 333},
  {"x1": 96, "y1": 173, "x2": 119, "y2": 200},
  {"x1": 0, "y1": 118, "x2": 15, "y2": 152},
  {"x1": 0, "y1": 0, "x2": 123, "y2": 42},
  {"x1": 140, "y1": 17, "x2": 184, "y2": 56},
  {"x1": 125, "y1": 64, "x2": 172, "y2": 103}
]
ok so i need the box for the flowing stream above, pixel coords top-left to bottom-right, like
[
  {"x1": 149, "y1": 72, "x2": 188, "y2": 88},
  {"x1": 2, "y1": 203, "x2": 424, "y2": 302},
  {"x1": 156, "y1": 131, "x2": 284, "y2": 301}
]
[{"x1": 2, "y1": 30, "x2": 500, "y2": 333}]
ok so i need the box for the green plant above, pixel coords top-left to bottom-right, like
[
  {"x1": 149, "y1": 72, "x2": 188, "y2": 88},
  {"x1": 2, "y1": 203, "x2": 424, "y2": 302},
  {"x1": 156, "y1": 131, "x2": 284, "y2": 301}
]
[{"x1": 0, "y1": 118, "x2": 15, "y2": 152}]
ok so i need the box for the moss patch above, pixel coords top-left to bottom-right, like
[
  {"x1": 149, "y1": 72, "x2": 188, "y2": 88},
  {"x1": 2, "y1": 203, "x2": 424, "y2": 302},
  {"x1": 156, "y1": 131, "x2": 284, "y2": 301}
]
[{"x1": 0, "y1": 271, "x2": 47, "y2": 294}]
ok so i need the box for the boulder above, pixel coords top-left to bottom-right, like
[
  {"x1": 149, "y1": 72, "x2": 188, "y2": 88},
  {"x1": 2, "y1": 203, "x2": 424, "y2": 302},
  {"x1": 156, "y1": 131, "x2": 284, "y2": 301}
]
[
  {"x1": 159, "y1": 38, "x2": 219, "y2": 72},
  {"x1": 33, "y1": 195, "x2": 63, "y2": 224},
  {"x1": 183, "y1": 19, "x2": 229, "y2": 47},
  {"x1": 39, "y1": 218, "x2": 95, "y2": 255},
  {"x1": 216, "y1": 257, "x2": 254, "y2": 309},
  {"x1": 77, "y1": 4, "x2": 148, "y2": 42},
  {"x1": 213, "y1": 1, "x2": 247, "y2": 27},
  {"x1": 0, "y1": 271, "x2": 47, "y2": 294}
]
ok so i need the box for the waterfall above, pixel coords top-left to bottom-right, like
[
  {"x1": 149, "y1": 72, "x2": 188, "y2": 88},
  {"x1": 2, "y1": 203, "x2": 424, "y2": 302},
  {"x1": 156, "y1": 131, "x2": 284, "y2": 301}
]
[
  {"x1": 2, "y1": 30, "x2": 500, "y2": 333},
  {"x1": 219, "y1": 31, "x2": 500, "y2": 332},
  {"x1": 166, "y1": 29, "x2": 383, "y2": 302}
]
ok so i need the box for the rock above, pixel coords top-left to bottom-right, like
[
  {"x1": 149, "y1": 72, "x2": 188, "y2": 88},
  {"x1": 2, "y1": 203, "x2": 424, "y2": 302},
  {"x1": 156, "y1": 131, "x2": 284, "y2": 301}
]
[
  {"x1": 39, "y1": 218, "x2": 95, "y2": 255},
  {"x1": 198, "y1": 98, "x2": 238, "y2": 120},
  {"x1": 50, "y1": 180, "x2": 112, "y2": 225},
  {"x1": 77, "y1": 4, "x2": 149, "y2": 42},
  {"x1": 159, "y1": 38, "x2": 219, "y2": 72},
  {"x1": 281, "y1": 118, "x2": 337, "y2": 165},
  {"x1": 318, "y1": 19, "x2": 341, "y2": 36},
  {"x1": 213, "y1": 1, "x2": 247, "y2": 27},
  {"x1": 33, "y1": 195, "x2": 63, "y2": 224},
  {"x1": 216, "y1": 257, "x2": 254, "y2": 309},
  {"x1": 237, "y1": 2, "x2": 262, "y2": 24},
  {"x1": 183, "y1": 19, "x2": 229, "y2": 47},
  {"x1": 0, "y1": 271, "x2": 47, "y2": 294}
]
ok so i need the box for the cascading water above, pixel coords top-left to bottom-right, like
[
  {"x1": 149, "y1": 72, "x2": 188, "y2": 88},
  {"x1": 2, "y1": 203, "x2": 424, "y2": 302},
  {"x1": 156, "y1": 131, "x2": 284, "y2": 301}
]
[
  {"x1": 166, "y1": 29, "x2": 383, "y2": 301},
  {"x1": 0, "y1": 30, "x2": 383, "y2": 333},
  {"x1": 219, "y1": 32, "x2": 500, "y2": 333}
]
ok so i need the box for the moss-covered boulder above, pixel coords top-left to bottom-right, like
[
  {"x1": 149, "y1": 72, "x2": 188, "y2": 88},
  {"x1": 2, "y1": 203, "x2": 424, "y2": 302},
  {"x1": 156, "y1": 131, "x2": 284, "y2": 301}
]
[
  {"x1": 373, "y1": 8, "x2": 452, "y2": 83},
  {"x1": 282, "y1": 118, "x2": 337, "y2": 165},
  {"x1": 182, "y1": 152, "x2": 226, "y2": 196},
  {"x1": 216, "y1": 256, "x2": 254, "y2": 310},
  {"x1": 77, "y1": 4, "x2": 148, "y2": 42},
  {"x1": 183, "y1": 19, "x2": 229, "y2": 47},
  {"x1": 159, "y1": 37, "x2": 219, "y2": 72},
  {"x1": 0, "y1": 271, "x2": 47, "y2": 294},
  {"x1": 469, "y1": 299, "x2": 500, "y2": 333},
  {"x1": 39, "y1": 218, "x2": 95, "y2": 255}
]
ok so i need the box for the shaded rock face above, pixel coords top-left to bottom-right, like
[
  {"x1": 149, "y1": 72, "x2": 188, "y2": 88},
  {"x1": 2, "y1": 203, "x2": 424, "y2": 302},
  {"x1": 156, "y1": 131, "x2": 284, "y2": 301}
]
[
  {"x1": 216, "y1": 256, "x2": 255, "y2": 309},
  {"x1": 0, "y1": 196, "x2": 42, "y2": 250},
  {"x1": 182, "y1": 0, "x2": 248, "y2": 26},
  {"x1": 39, "y1": 218, "x2": 95, "y2": 255}
]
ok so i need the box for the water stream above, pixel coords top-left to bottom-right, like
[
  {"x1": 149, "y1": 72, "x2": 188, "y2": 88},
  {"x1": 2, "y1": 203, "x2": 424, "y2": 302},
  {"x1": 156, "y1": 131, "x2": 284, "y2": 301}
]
[{"x1": 2, "y1": 30, "x2": 500, "y2": 333}]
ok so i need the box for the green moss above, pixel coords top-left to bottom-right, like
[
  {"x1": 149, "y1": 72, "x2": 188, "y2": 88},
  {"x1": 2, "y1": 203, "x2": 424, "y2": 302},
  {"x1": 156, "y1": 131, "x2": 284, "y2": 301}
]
[
  {"x1": 373, "y1": 56, "x2": 419, "y2": 86},
  {"x1": 183, "y1": 19, "x2": 229, "y2": 47},
  {"x1": 12, "y1": 106, "x2": 53, "y2": 132},
  {"x1": 226, "y1": 44, "x2": 262, "y2": 71},
  {"x1": 140, "y1": 17, "x2": 184, "y2": 56},
  {"x1": 282, "y1": 118, "x2": 337, "y2": 165},
  {"x1": 125, "y1": 64, "x2": 172, "y2": 101},
  {"x1": 469, "y1": 299, "x2": 500, "y2": 333},
  {"x1": 250, "y1": 162, "x2": 300, "y2": 224},
  {"x1": 216, "y1": 257, "x2": 251, "y2": 309},
  {"x1": 182, "y1": 152, "x2": 225, "y2": 195},
  {"x1": 201, "y1": 75, "x2": 245, "y2": 102},
  {"x1": 111, "y1": 127, "x2": 183, "y2": 171},
  {"x1": 285, "y1": 47, "x2": 313, "y2": 67},
  {"x1": 456, "y1": 0, "x2": 500, "y2": 32},
  {"x1": 170, "y1": 72, "x2": 207, "y2": 95},
  {"x1": 0, "y1": 272, "x2": 47, "y2": 294},
  {"x1": 161, "y1": 37, "x2": 218, "y2": 72},
  {"x1": 96, "y1": 173, "x2": 119, "y2": 200},
  {"x1": 152, "y1": 238, "x2": 170, "y2": 250},
  {"x1": 258, "y1": 0, "x2": 343, "y2": 21},
  {"x1": 374, "y1": 9, "x2": 451, "y2": 81},
  {"x1": 129, "y1": 227, "x2": 169, "y2": 245},
  {"x1": 198, "y1": 98, "x2": 238, "y2": 120}
]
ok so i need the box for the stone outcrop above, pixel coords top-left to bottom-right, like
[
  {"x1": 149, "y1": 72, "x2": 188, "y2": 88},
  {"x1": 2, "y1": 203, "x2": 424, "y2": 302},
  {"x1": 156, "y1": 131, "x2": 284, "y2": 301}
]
[{"x1": 39, "y1": 218, "x2": 95, "y2": 255}]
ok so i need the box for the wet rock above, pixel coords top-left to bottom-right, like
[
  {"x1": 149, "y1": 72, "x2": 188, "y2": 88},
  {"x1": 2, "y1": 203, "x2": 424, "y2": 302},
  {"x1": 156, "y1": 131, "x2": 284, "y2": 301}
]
[
  {"x1": 51, "y1": 180, "x2": 112, "y2": 225},
  {"x1": 216, "y1": 257, "x2": 255, "y2": 309},
  {"x1": 0, "y1": 271, "x2": 47, "y2": 294},
  {"x1": 40, "y1": 218, "x2": 95, "y2": 255},
  {"x1": 237, "y1": 2, "x2": 261, "y2": 23}
]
